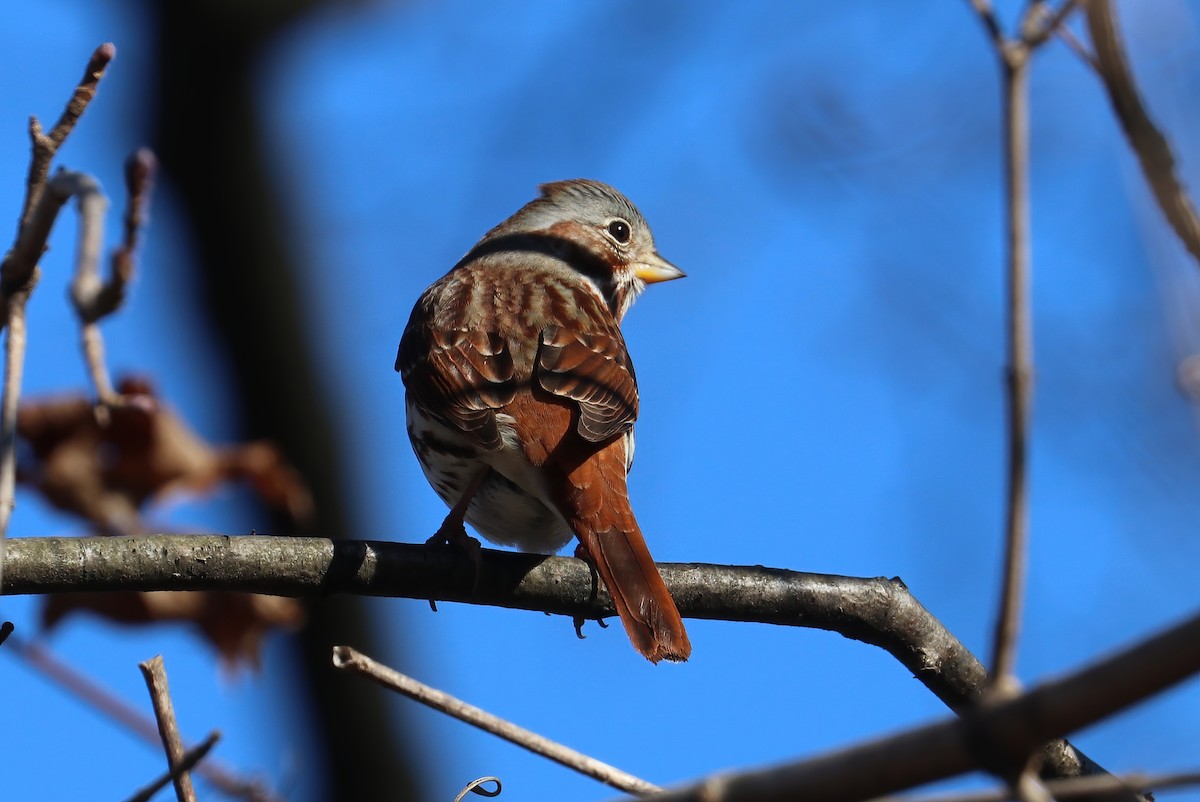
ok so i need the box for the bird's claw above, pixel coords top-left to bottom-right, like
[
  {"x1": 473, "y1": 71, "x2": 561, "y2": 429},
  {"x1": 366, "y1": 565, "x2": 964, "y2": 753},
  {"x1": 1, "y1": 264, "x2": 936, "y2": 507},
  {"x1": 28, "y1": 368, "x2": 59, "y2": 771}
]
[
  {"x1": 427, "y1": 521, "x2": 481, "y2": 555},
  {"x1": 572, "y1": 614, "x2": 610, "y2": 640},
  {"x1": 426, "y1": 519, "x2": 483, "y2": 597}
]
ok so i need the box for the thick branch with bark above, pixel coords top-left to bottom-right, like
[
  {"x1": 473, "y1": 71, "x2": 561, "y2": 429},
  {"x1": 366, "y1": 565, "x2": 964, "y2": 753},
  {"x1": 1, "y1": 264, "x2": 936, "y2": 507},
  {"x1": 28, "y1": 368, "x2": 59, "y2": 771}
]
[
  {"x1": 1, "y1": 534, "x2": 1126, "y2": 794},
  {"x1": 618, "y1": 601, "x2": 1200, "y2": 801}
]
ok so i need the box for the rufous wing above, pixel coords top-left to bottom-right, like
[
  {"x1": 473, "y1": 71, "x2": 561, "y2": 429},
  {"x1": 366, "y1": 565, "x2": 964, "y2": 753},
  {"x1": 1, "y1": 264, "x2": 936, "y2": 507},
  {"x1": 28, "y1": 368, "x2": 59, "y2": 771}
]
[
  {"x1": 397, "y1": 325, "x2": 516, "y2": 451},
  {"x1": 534, "y1": 325, "x2": 691, "y2": 662},
  {"x1": 536, "y1": 325, "x2": 638, "y2": 443}
]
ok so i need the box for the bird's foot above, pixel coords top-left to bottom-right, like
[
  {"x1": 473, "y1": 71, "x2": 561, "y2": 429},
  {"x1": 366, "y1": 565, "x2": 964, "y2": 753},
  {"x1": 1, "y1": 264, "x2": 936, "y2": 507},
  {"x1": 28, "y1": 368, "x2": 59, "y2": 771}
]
[
  {"x1": 573, "y1": 541, "x2": 601, "y2": 593},
  {"x1": 426, "y1": 519, "x2": 482, "y2": 605},
  {"x1": 427, "y1": 519, "x2": 482, "y2": 556},
  {"x1": 572, "y1": 615, "x2": 610, "y2": 640},
  {"x1": 571, "y1": 543, "x2": 610, "y2": 638}
]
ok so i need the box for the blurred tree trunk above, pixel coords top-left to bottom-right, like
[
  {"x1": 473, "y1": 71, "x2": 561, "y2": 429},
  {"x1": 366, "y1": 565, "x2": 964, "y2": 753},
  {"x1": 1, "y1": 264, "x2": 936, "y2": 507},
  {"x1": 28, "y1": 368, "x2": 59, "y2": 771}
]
[{"x1": 143, "y1": 3, "x2": 425, "y2": 800}]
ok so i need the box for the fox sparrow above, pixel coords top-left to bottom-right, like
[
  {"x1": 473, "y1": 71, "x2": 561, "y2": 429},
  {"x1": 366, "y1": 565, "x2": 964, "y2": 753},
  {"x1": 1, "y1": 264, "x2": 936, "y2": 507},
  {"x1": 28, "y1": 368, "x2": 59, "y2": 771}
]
[{"x1": 396, "y1": 179, "x2": 690, "y2": 663}]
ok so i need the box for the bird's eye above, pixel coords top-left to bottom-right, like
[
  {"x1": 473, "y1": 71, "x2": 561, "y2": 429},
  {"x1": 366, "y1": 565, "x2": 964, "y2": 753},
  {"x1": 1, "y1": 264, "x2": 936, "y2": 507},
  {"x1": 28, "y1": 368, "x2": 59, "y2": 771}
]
[{"x1": 607, "y1": 219, "x2": 632, "y2": 244}]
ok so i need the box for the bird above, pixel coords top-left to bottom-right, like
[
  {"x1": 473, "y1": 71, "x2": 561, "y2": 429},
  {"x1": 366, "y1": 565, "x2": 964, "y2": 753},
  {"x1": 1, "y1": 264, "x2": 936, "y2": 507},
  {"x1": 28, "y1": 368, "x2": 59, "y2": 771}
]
[{"x1": 396, "y1": 179, "x2": 691, "y2": 663}]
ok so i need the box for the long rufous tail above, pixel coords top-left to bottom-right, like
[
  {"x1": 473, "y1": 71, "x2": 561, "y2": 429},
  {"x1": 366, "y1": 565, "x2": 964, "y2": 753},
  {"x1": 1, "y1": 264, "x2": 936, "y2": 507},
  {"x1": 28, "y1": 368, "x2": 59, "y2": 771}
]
[
  {"x1": 573, "y1": 523, "x2": 691, "y2": 662},
  {"x1": 541, "y1": 409, "x2": 691, "y2": 663},
  {"x1": 574, "y1": 520, "x2": 691, "y2": 663}
]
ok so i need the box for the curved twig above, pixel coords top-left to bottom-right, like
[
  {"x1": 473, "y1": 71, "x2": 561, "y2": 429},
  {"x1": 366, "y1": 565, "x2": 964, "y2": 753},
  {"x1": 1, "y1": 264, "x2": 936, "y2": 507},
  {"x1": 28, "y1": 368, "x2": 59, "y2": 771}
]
[
  {"x1": 453, "y1": 777, "x2": 502, "y2": 802},
  {"x1": 1086, "y1": 0, "x2": 1200, "y2": 266}
]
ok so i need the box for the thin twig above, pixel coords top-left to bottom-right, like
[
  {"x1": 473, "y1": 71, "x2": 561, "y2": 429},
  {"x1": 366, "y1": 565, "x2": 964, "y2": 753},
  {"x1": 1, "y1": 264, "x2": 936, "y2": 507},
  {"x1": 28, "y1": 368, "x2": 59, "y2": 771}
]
[
  {"x1": 3, "y1": 45, "x2": 114, "y2": 307},
  {"x1": 72, "y1": 149, "x2": 155, "y2": 410},
  {"x1": 333, "y1": 645, "x2": 662, "y2": 797},
  {"x1": 57, "y1": 170, "x2": 119, "y2": 407},
  {"x1": 3, "y1": 634, "x2": 279, "y2": 801},
  {"x1": 12, "y1": 635, "x2": 175, "y2": 742},
  {"x1": 84, "y1": 151, "x2": 154, "y2": 410},
  {"x1": 111, "y1": 149, "x2": 156, "y2": 306},
  {"x1": 1012, "y1": 770, "x2": 1052, "y2": 802},
  {"x1": 1086, "y1": 0, "x2": 1200, "y2": 266},
  {"x1": 0, "y1": 295, "x2": 30, "y2": 582},
  {"x1": 1056, "y1": 25, "x2": 1099, "y2": 70},
  {"x1": 124, "y1": 731, "x2": 222, "y2": 802},
  {"x1": 15, "y1": 43, "x2": 114, "y2": 238},
  {"x1": 453, "y1": 777, "x2": 502, "y2": 802},
  {"x1": 80, "y1": 323, "x2": 116, "y2": 405},
  {"x1": 0, "y1": 170, "x2": 114, "y2": 590},
  {"x1": 1013, "y1": 752, "x2": 1051, "y2": 802},
  {"x1": 1022, "y1": 0, "x2": 1089, "y2": 48},
  {"x1": 0, "y1": 44, "x2": 116, "y2": 584},
  {"x1": 964, "y1": 1, "x2": 1037, "y2": 696},
  {"x1": 990, "y1": 35, "x2": 1034, "y2": 692},
  {"x1": 139, "y1": 655, "x2": 197, "y2": 802},
  {"x1": 965, "y1": 0, "x2": 1006, "y2": 49}
]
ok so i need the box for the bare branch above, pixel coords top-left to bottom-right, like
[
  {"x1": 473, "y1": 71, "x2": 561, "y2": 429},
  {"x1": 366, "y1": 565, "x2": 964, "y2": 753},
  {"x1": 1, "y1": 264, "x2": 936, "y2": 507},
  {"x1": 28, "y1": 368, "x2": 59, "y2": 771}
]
[
  {"x1": 65, "y1": 152, "x2": 155, "y2": 408},
  {"x1": 962, "y1": 0, "x2": 1038, "y2": 707},
  {"x1": 874, "y1": 767, "x2": 1200, "y2": 801},
  {"x1": 9, "y1": 635, "x2": 180, "y2": 748},
  {"x1": 0, "y1": 45, "x2": 119, "y2": 569},
  {"x1": 79, "y1": 325, "x2": 116, "y2": 405},
  {"x1": 73, "y1": 149, "x2": 155, "y2": 327},
  {"x1": 0, "y1": 297, "x2": 30, "y2": 563},
  {"x1": 15, "y1": 43, "x2": 114, "y2": 237},
  {"x1": 1022, "y1": 0, "x2": 1089, "y2": 48},
  {"x1": 114, "y1": 149, "x2": 155, "y2": 290},
  {"x1": 1056, "y1": 25, "x2": 1098, "y2": 70},
  {"x1": 964, "y1": 0, "x2": 1006, "y2": 50},
  {"x1": 4, "y1": 634, "x2": 279, "y2": 801},
  {"x1": 1086, "y1": 0, "x2": 1200, "y2": 266},
  {"x1": 56, "y1": 170, "x2": 124, "y2": 408},
  {"x1": 0, "y1": 170, "x2": 118, "y2": 583},
  {"x1": 334, "y1": 646, "x2": 660, "y2": 796},
  {"x1": 66, "y1": 172, "x2": 107, "y2": 304},
  {"x1": 991, "y1": 43, "x2": 1033, "y2": 693},
  {"x1": 616, "y1": 605, "x2": 1200, "y2": 801},
  {"x1": 3, "y1": 175, "x2": 68, "y2": 298},
  {"x1": 124, "y1": 731, "x2": 221, "y2": 802},
  {"x1": 1012, "y1": 770, "x2": 1052, "y2": 802},
  {"x1": 5, "y1": 43, "x2": 114, "y2": 300},
  {"x1": 0, "y1": 535, "x2": 1136, "y2": 795},
  {"x1": 139, "y1": 655, "x2": 197, "y2": 802}
]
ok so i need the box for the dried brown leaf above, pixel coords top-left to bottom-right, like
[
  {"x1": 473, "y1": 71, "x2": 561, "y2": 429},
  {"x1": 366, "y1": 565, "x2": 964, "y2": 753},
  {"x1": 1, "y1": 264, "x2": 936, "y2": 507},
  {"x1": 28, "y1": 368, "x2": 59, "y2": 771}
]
[
  {"x1": 42, "y1": 590, "x2": 305, "y2": 669},
  {"x1": 17, "y1": 375, "x2": 313, "y2": 534}
]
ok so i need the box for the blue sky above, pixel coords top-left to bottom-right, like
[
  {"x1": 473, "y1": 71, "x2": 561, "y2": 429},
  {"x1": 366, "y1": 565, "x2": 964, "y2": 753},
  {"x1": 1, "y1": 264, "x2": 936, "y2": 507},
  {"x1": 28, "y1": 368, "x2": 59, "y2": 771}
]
[{"x1": 3, "y1": 1, "x2": 1200, "y2": 799}]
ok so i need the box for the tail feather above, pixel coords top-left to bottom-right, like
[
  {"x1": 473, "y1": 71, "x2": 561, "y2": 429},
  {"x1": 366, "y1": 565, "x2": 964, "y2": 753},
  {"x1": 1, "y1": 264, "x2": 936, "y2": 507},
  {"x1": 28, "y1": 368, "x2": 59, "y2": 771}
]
[
  {"x1": 576, "y1": 522, "x2": 691, "y2": 663},
  {"x1": 542, "y1": 410, "x2": 691, "y2": 663}
]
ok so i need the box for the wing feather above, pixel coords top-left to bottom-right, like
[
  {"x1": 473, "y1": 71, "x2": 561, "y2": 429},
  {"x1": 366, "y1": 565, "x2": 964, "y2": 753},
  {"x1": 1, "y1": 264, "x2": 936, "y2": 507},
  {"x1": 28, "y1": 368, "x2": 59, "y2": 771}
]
[
  {"x1": 536, "y1": 325, "x2": 638, "y2": 443},
  {"x1": 397, "y1": 325, "x2": 516, "y2": 451}
]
